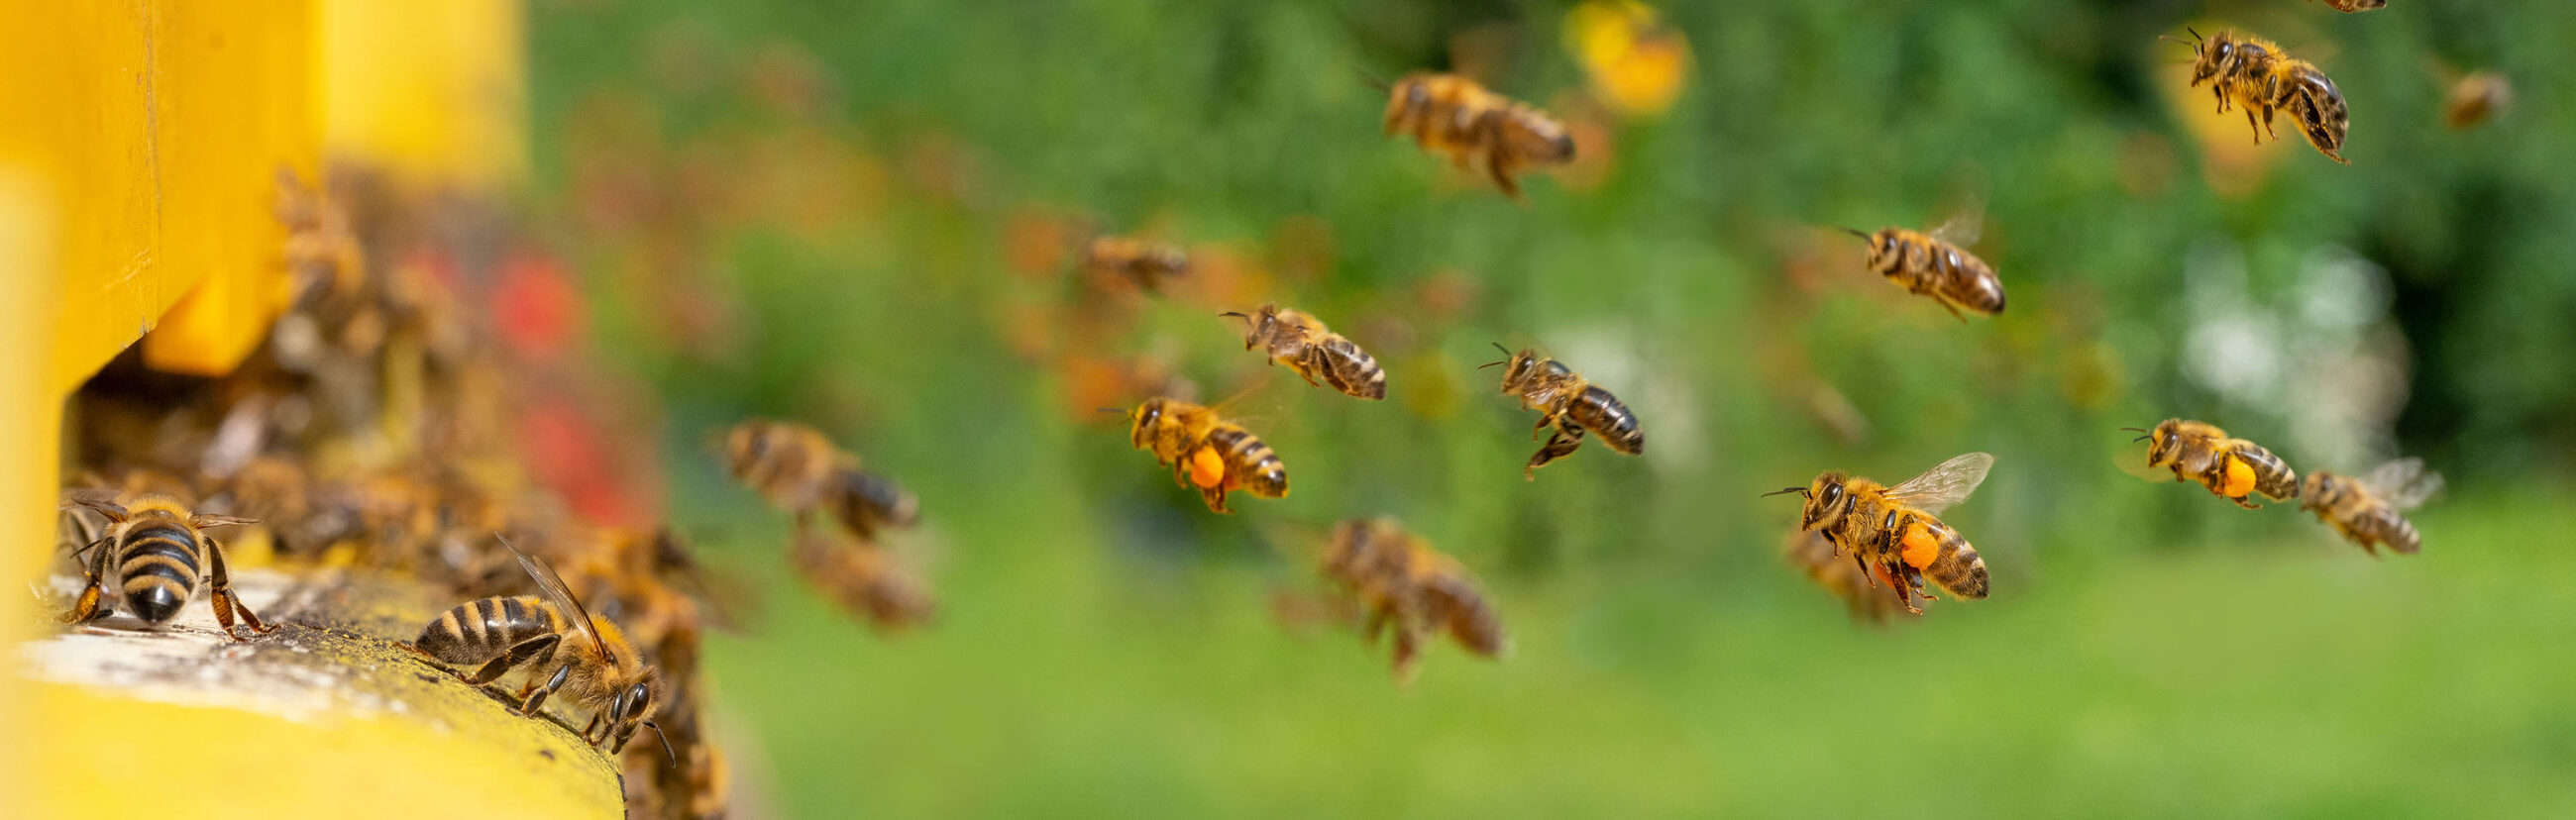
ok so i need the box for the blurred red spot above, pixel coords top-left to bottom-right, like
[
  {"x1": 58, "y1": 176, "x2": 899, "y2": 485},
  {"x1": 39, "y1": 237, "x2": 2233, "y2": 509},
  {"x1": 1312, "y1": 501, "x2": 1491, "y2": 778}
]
[{"x1": 494, "y1": 252, "x2": 585, "y2": 361}]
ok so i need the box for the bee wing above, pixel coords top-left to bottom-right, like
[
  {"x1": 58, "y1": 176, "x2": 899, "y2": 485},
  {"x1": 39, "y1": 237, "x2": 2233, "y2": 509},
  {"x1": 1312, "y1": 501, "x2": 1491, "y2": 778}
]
[
  {"x1": 190, "y1": 514, "x2": 262, "y2": 528},
  {"x1": 1928, "y1": 209, "x2": 1984, "y2": 247},
  {"x1": 2359, "y1": 458, "x2": 2443, "y2": 511},
  {"x1": 1882, "y1": 452, "x2": 1994, "y2": 515},
  {"x1": 498, "y1": 534, "x2": 609, "y2": 658},
  {"x1": 59, "y1": 491, "x2": 129, "y2": 520}
]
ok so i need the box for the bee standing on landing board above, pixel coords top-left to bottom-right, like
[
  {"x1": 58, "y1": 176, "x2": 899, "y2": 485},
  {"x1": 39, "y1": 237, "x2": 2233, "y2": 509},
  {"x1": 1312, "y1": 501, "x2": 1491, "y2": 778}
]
[
  {"x1": 1082, "y1": 236, "x2": 1189, "y2": 294},
  {"x1": 1767, "y1": 453, "x2": 1994, "y2": 614},
  {"x1": 2300, "y1": 459, "x2": 2441, "y2": 557},
  {"x1": 1221, "y1": 303, "x2": 1386, "y2": 400},
  {"x1": 723, "y1": 419, "x2": 920, "y2": 541},
  {"x1": 413, "y1": 536, "x2": 669, "y2": 755},
  {"x1": 1122, "y1": 397, "x2": 1288, "y2": 513},
  {"x1": 1485, "y1": 345, "x2": 1644, "y2": 479},
  {"x1": 57, "y1": 493, "x2": 275, "y2": 641},
  {"x1": 1381, "y1": 72, "x2": 1576, "y2": 199},
  {"x1": 2127, "y1": 419, "x2": 2300, "y2": 509},
  {"x1": 1840, "y1": 214, "x2": 2006, "y2": 321},
  {"x1": 2176, "y1": 28, "x2": 2352, "y2": 164}
]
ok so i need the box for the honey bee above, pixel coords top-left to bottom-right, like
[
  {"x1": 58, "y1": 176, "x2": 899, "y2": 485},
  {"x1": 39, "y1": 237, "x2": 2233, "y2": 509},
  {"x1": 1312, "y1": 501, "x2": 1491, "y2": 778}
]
[
  {"x1": 722, "y1": 419, "x2": 921, "y2": 540},
  {"x1": 1485, "y1": 345, "x2": 1644, "y2": 479},
  {"x1": 2442, "y1": 71, "x2": 2511, "y2": 130},
  {"x1": 1082, "y1": 236, "x2": 1189, "y2": 294},
  {"x1": 413, "y1": 536, "x2": 668, "y2": 755},
  {"x1": 1381, "y1": 72, "x2": 1576, "y2": 199},
  {"x1": 2299, "y1": 458, "x2": 2441, "y2": 557},
  {"x1": 790, "y1": 529, "x2": 938, "y2": 632},
  {"x1": 2127, "y1": 419, "x2": 2300, "y2": 509},
  {"x1": 57, "y1": 493, "x2": 276, "y2": 640},
  {"x1": 2177, "y1": 28, "x2": 2352, "y2": 164},
  {"x1": 1840, "y1": 214, "x2": 2006, "y2": 320},
  {"x1": 1122, "y1": 396, "x2": 1288, "y2": 513},
  {"x1": 1767, "y1": 452, "x2": 1994, "y2": 614},
  {"x1": 2311, "y1": 0, "x2": 2386, "y2": 11},
  {"x1": 1221, "y1": 303, "x2": 1386, "y2": 400},
  {"x1": 1783, "y1": 528, "x2": 1912, "y2": 624},
  {"x1": 1319, "y1": 518, "x2": 1507, "y2": 681}
]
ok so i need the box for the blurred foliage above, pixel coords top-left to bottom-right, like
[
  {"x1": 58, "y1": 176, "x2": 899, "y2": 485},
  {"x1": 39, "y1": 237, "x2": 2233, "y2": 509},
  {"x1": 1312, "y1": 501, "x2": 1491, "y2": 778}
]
[{"x1": 521, "y1": 0, "x2": 2575, "y2": 815}]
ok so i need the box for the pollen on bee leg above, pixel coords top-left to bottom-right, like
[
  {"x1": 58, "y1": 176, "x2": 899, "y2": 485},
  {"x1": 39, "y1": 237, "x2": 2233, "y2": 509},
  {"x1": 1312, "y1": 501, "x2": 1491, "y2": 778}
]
[
  {"x1": 2220, "y1": 457, "x2": 2257, "y2": 498},
  {"x1": 1188, "y1": 446, "x2": 1228, "y2": 489}
]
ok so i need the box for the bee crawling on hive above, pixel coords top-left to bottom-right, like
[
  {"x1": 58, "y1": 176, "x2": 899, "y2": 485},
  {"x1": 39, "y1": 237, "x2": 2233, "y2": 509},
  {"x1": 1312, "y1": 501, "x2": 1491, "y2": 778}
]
[
  {"x1": 56, "y1": 492, "x2": 276, "y2": 641},
  {"x1": 412, "y1": 535, "x2": 673, "y2": 757}
]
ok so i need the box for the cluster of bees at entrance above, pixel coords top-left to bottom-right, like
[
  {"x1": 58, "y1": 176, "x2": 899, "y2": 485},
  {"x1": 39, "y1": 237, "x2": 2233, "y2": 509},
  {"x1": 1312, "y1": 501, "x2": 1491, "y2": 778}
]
[{"x1": 1074, "y1": 3, "x2": 2456, "y2": 657}]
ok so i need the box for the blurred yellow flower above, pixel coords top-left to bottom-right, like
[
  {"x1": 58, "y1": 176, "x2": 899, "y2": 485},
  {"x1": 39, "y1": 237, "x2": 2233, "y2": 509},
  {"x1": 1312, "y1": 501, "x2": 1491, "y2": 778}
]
[{"x1": 1563, "y1": 0, "x2": 1691, "y2": 120}]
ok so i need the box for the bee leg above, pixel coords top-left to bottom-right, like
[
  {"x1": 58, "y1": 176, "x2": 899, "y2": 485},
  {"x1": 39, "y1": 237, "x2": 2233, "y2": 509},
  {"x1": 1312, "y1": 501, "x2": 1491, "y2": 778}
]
[
  {"x1": 522, "y1": 660, "x2": 575, "y2": 716},
  {"x1": 58, "y1": 534, "x2": 116, "y2": 625},
  {"x1": 204, "y1": 537, "x2": 278, "y2": 641},
  {"x1": 582, "y1": 712, "x2": 604, "y2": 746},
  {"x1": 1524, "y1": 425, "x2": 1585, "y2": 480},
  {"x1": 1852, "y1": 554, "x2": 1875, "y2": 588},
  {"x1": 1199, "y1": 485, "x2": 1231, "y2": 514},
  {"x1": 1940, "y1": 300, "x2": 1968, "y2": 323},
  {"x1": 466, "y1": 633, "x2": 561, "y2": 686}
]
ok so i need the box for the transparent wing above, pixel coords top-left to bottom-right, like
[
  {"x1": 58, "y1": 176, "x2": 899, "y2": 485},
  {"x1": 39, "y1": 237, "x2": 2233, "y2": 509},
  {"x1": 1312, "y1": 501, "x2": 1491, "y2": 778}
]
[
  {"x1": 1883, "y1": 452, "x2": 1995, "y2": 515},
  {"x1": 2358, "y1": 458, "x2": 2443, "y2": 511},
  {"x1": 1928, "y1": 210, "x2": 1984, "y2": 247},
  {"x1": 499, "y1": 534, "x2": 607, "y2": 657}
]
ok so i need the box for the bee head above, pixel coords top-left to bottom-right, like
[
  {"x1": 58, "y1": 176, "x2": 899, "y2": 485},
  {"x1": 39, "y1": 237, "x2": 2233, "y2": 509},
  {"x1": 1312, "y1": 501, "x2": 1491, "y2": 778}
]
[
  {"x1": 2140, "y1": 419, "x2": 2185, "y2": 467},
  {"x1": 1766, "y1": 472, "x2": 1852, "y2": 531},
  {"x1": 2297, "y1": 471, "x2": 2338, "y2": 511},
  {"x1": 2178, "y1": 29, "x2": 2224, "y2": 86},
  {"x1": 720, "y1": 421, "x2": 772, "y2": 478},
  {"x1": 605, "y1": 670, "x2": 667, "y2": 756},
  {"x1": 1127, "y1": 399, "x2": 1167, "y2": 449},
  {"x1": 1484, "y1": 344, "x2": 1545, "y2": 390}
]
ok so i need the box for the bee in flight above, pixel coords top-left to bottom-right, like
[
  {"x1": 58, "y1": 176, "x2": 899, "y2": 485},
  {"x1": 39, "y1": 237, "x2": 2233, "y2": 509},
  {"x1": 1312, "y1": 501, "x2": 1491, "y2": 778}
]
[
  {"x1": 2175, "y1": 28, "x2": 2352, "y2": 164},
  {"x1": 2312, "y1": 0, "x2": 2385, "y2": 11},
  {"x1": 723, "y1": 419, "x2": 920, "y2": 541},
  {"x1": 2127, "y1": 419, "x2": 2300, "y2": 509},
  {"x1": 1486, "y1": 345, "x2": 1643, "y2": 479},
  {"x1": 1839, "y1": 212, "x2": 2006, "y2": 321},
  {"x1": 413, "y1": 536, "x2": 669, "y2": 756},
  {"x1": 1221, "y1": 303, "x2": 1386, "y2": 400},
  {"x1": 791, "y1": 528, "x2": 939, "y2": 632},
  {"x1": 1082, "y1": 236, "x2": 1188, "y2": 294},
  {"x1": 1767, "y1": 453, "x2": 1994, "y2": 614},
  {"x1": 57, "y1": 493, "x2": 275, "y2": 640},
  {"x1": 1381, "y1": 72, "x2": 1576, "y2": 199},
  {"x1": 1318, "y1": 518, "x2": 1507, "y2": 682},
  {"x1": 1121, "y1": 396, "x2": 1288, "y2": 513},
  {"x1": 2300, "y1": 458, "x2": 2441, "y2": 557},
  {"x1": 2442, "y1": 71, "x2": 2511, "y2": 130}
]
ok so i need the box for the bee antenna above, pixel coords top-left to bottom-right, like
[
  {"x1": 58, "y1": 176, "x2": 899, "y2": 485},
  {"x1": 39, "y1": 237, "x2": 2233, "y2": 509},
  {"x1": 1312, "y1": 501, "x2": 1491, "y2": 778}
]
[
  {"x1": 2133, "y1": 435, "x2": 2153, "y2": 443},
  {"x1": 1095, "y1": 406, "x2": 1128, "y2": 415},
  {"x1": 2188, "y1": 27, "x2": 2202, "y2": 43},
  {"x1": 1354, "y1": 66, "x2": 1390, "y2": 91},
  {"x1": 1217, "y1": 311, "x2": 1247, "y2": 318},
  {"x1": 1761, "y1": 486, "x2": 1809, "y2": 498},
  {"x1": 644, "y1": 721, "x2": 677, "y2": 766},
  {"x1": 1836, "y1": 226, "x2": 1873, "y2": 240},
  {"x1": 1490, "y1": 342, "x2": 1512, "y2": 358}
]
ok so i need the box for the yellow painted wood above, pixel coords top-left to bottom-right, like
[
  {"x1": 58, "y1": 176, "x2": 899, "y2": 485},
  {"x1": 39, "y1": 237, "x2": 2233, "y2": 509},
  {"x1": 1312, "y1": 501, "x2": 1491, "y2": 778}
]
[
  {"x1": 320, "y1": 0, "x2": 528, "y2": 190},
  {"x1": 0, "y1": 166, "x2": 60, "y2": 820}
]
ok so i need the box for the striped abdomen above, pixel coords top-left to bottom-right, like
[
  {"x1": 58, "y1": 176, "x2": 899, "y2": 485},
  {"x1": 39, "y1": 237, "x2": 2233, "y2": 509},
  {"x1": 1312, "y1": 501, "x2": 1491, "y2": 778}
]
[
  {"x1": 1889, "y1": 513, "x2": 1989, "y2": 599},
  {"x1": 2222, "y1": 443, "x2": 2300, "y2": 501},
  {"x1": 829, "y1": 467, "x2": 919, "y2": 539},
  {"x1": 1417, "y1": 572, "x2": 1507, "y2": 657},
  {"x1": 416, "y1": 595, "x2": 567, "y2": 666},
  {"x1": 2355, "y1": 506, "x2": 2421, "y2": 556},
  {"x1": 2277, "y1": 64, "x2": 2350, "y2": 163},
  {"x1": 1205, "y1": 426, "x2": 1287, "y2": 498},
  {"x1": 1567, "y1": 385, "x2": 1644, "y2": 455},
  {"x1": 1306, "y1": 335, "x2": 1387, "y2": 400},
  {"x1": 116, "y1": 522, "x2": 204, "y2": 624}
]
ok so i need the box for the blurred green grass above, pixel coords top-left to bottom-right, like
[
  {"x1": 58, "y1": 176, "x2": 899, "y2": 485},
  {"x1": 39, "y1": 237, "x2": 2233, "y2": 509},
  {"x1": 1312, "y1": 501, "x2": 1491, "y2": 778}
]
[{"x1": 524, "y1": 0, "x2": 2576, "y2": 815}]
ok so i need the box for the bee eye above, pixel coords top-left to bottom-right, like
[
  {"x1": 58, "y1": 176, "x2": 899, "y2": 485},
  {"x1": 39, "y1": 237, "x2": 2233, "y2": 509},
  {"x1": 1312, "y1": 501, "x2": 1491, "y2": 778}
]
[
  {"x1": 629, "y1": 683, "x2": 651, "y2": 705},
  {"x1": 1821, "y1": 483, "x2": 1843, "y2": 506}
]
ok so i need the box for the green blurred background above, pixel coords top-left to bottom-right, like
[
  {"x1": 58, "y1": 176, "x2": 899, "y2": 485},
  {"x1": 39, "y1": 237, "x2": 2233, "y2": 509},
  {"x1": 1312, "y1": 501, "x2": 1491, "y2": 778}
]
[{"x1": 523, "y1": 0, "x2": 2573, "y2": 815}]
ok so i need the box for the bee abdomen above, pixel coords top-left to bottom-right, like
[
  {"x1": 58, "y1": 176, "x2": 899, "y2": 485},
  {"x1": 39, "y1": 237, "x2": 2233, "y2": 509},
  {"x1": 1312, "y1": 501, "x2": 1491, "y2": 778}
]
[
  {"x1": 829, "y1": 467, "x2": 919, "y2": 538},
  {"x1": 1313, "y1": 337, "x2": 1387, "y2": 400},
  {"x1": 416, "y1": 596, "x2": 560, "y2": 666},
  {"x1": 1925, "y1": 538, "x2": 1990, "y2": 599},
  {"x1": 1422, "y1": 575, "x2": 1507, "y2": 657},
  {"x1": 1570, "y1": 386, "x2": 1644, "y2": 455},
  {"x1": 2234, "y1": 445, "x2": 2300, "y2": 499},
  {"x1": 1207, "y1": 427, "x2": 1288, "y2": 497},
  {"x1": 2369, "y1": 509, "x2": 2421, "y2": 555},
  {"x1": 117, "y1": 525, "x2": 203, "y2": 623}
]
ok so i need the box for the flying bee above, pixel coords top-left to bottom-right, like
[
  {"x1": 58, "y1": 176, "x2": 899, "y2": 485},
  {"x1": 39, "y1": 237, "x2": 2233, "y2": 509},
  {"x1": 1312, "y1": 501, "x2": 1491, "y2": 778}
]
[
  {"x1": 1381, "y1": 72, "x2": 1576, "y2": 199},
  {"x1": 1082, "y1": 236, "x2": 1189, "y2": 294},
  {"x1": 2127, "y1": 419, "x2": 2300, "y2": 509},
  {"x1": 1221, "y1": 303, "x2": 1387, "y2": 400},
  {"x1": 1485, "y1": 345, "x2": 1643, "y2": 479},
  {"x1": 1840, "y1": 213, "x2": 2006, "y2": 320},
  {"x1": 2311, "y1": 0, "x2": 2386, "y2": 11},
  {"x1": 413, "y1": 536, "x2": 669, "y2": 755},
  {"x1": 1319, "y1": 518, "x2": 1507, "y2": 682},
  {"x1": 722, "y1": 419, "x2": 921, "y2": 541},
  {"x1": 791, "y1": 529, "x2": 938, "y2": 632},
  {"x1": 2300, "y1": 458, "x2": 2441, "y2": 557},
  {"x1": 57, "y1": 493, "x2": 275, "y2": 640},
  {"x1": 1121, "y1": 396, "x2": 1288, "y2": 513},
  {"x1": 2442, "y1": 71, "x2": 2511, "y2": 130},
  {"x1": 2175, "y1": 28, "x2": 2352, "y2": 164},
  {"x1": 1767, "y1": 453, "x2": 1994, "y2": 614}
]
